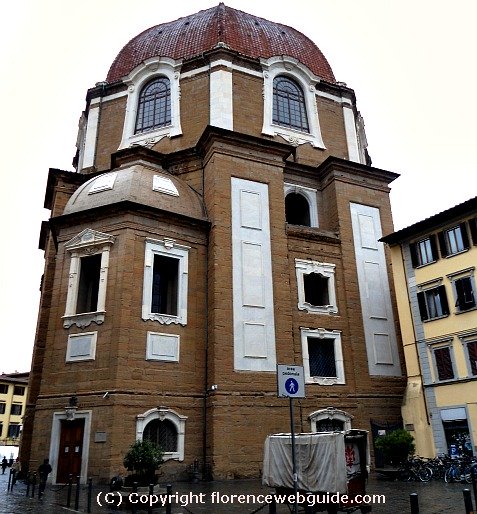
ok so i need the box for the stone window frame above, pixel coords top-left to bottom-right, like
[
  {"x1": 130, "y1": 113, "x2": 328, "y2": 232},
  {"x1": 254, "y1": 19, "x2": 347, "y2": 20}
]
[
  {"x1": 438, "y1": 223, "x2": 470, "y2": 257},
  {"x1": 136, "y1": 407, "x2": 187, "y2": 461},
  {"x1": 416, "y1": 278, "x2": 449, "y2": 321},
  {"x1": 142, "y1": 238, "x2": 189, "y2": 326},
  {"x1": 63, "y1": 229, "x2": 115, "y2": 329},
  {"x1": 301, "y1": 327, "x2": 345, "y2": 385},
  {"x1": 309, "y1": 407, "x2": 353, "y2": 432},
  {"x1": 295, "y1": 259, "x2": 337, "y2": 314},
  {"x1": 284, "y1": 183, "x2": 319, "y2": 227},
  {"x1": 447, "y1": 267, "x2": 477, "y2": 314},
  {"x1": 409, "y1": 234, "x2": 438, "y2": 268},
  {"x1": 427, "y1": 338, "x2": 456, "y2": 383},
  {"x1": 261, "y1": 56, "x2": 325, "y2": 149},
  {"x1": 119, "y1": 57, "x2": 182, "y2": 150},
  {"x1": 458, "y1": 331, "x2": 477, "y2": 377}
]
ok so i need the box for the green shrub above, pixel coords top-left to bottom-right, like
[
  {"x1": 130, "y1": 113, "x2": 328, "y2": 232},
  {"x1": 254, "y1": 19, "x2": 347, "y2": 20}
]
[
  {"x1": 375, "y1": 429, "x2": 415, "y2": 465},
  {"x1": 123, "y1": 440, "x2": 163, "y2": 484}
]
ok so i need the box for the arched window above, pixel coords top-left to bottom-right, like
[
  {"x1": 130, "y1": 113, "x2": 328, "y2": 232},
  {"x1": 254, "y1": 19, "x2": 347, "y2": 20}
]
[
  {"x1": 136, "y1": 407, "x2": 187, "y2": 461},
  {"x1": 285, "y1": 192, "x2": 311, "y2": 226},
  {"x1": 135, "y1": 77, "x2": 171, "y2": 133},
  {"x1": 273, "y1": 76, "x2": 309, "y2": 132},
  {"x1": 143, "y1": 419, "x2": 177, "y2": 453}
]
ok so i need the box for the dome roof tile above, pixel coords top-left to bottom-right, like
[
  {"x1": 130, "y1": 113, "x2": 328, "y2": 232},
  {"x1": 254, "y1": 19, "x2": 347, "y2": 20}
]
[{"x1": 106, "y1": 3, "x2": 335, "y2": 83}]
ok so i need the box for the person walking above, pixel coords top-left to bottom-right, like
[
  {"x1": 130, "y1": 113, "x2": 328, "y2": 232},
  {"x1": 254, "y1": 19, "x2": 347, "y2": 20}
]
[
  {"x1": 38, "y1": 458, "x2": 52, "y2": 498},
  {"x1": 11, "y1": 458, "x2": 21, "y2": 485},
  {"x1": 1, "y1": 457, "x2": 7, "y2": 474}
]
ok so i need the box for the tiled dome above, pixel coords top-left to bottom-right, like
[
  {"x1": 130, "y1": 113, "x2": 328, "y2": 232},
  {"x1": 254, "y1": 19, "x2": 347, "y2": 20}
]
[{"x1": 106, "y1": 3, "x2": 335, "y2": 83}]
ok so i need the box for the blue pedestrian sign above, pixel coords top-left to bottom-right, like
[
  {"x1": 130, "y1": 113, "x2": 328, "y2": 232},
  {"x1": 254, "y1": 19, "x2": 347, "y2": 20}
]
[
  {"x1": 285, "y1": 378, "x2": 299, "y2": 395},
  {"x1": 277, "y1": 364, "x2": 305, "y2": 398}
]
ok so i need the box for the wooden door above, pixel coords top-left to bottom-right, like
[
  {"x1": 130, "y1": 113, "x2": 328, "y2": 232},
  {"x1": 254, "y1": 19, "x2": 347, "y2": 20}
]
[{"x1": 56, "y1": 419, "x2": 85, "y2": 483}]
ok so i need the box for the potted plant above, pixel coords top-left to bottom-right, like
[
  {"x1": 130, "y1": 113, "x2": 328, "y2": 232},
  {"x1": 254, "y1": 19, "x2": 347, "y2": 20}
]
[{"x1": 123, "y1": 440, "x2": 164, "y2": 486}]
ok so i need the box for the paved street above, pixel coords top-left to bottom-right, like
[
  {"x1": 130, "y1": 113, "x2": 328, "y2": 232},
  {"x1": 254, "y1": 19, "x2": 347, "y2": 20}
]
[{"x1": 0, "y1": 470, "x2": 475, "y2": 513}]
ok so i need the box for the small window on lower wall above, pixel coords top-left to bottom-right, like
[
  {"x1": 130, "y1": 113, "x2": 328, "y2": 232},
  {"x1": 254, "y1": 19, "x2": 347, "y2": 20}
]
[
  {"x1": 66, "y1": 332, "x2": 97, "y2": 362},
  {"x1": 146, "y1": 332, "x2": 179, "y2": 362},
  {"x1": 142, "y1": 239, "x2": 189, "y2": 325},
  {"x1": 301, "y1": 328, "x2": 344, "y2": 385}
]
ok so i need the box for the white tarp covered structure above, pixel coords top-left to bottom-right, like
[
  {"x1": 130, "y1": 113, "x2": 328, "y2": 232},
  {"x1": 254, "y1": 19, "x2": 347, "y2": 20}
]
[{"x1": 262, "y1": 432, "x2": 348, "y2": 493}]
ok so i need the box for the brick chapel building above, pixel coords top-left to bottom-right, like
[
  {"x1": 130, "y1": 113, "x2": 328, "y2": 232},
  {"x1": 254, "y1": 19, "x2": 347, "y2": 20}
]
[{"x1": 21, "y1": 4, "x2": 405, "y2": 483}]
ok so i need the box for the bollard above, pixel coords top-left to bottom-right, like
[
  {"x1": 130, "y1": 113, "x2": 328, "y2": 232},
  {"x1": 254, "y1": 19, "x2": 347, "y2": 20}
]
[
  {"x1": 131, "y1": 482, "x2": 138, "y2": 514},
  {"x1": 410, "y1": 492, "x2": 419, "y2": 514},
  {"x1": 166, "y1": 484, "x2": 172, "y2": 514},
  {"x1": 148, "y1": 483, "x2": 154, "y2": 514},
  {"x1": 463, "y1": 489, "x2": 474, "y2": 514},
  {"x1": 269, "y1": 495, "x2": 277, "y2": 514},
  {"x1": 74, "y1": 475, "x2": 80, "y2": 510},
  {"x1": 87, "y1": 477, "x2": 92, "y2": 513},
  {"x1": 67, "y1": 474, "x2": 73, "y2": 508},
  {"x1": 7, "y1": 468, "x2": 13, "y2": 492},
  {"x1": 471, "y1": 463, "x2": 477, "y2": 511},
  {"x1": 26, "y1": 473, "x2": 31, "y2": 497},
  {"x1": 31, "y1": 472, "x2": 37, "y2": 498}
]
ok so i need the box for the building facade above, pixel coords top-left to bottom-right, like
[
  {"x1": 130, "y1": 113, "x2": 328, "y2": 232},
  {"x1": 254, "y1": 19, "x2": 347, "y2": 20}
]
[
  {"x1": 22, "y1": 4, "x2": 405, "y2": 483},
  {"x1": 382, "y1": 197, "x2": 477, "y2": 458},
  {"x1": 0, "y1": 372, "x2": 29, "y2": 452}
]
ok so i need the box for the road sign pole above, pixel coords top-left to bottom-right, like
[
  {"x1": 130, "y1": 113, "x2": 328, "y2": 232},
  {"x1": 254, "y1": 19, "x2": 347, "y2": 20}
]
[{"x1": 289, "y1": 396, "x2": 298, "y2": 514}]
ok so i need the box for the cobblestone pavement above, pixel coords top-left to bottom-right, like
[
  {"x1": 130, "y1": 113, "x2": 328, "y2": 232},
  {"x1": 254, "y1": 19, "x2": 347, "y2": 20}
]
[{"x1": 1, "y1": 470, "x2": 475, "y2": 513}]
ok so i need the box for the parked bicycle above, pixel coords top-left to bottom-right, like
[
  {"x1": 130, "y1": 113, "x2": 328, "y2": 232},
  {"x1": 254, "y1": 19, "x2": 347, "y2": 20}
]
[
  {"x1": 397, "y1": 457, "x2": 432, "y2": 482},
  {"x1": 444, "y1": 456, "x2": 475, "y2": 484}
]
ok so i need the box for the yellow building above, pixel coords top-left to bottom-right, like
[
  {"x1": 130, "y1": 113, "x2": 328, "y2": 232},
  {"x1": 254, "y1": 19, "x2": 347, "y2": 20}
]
[
  {"x1": 0, "y1": 372, "x2": 29, "y2": 455},
  {"x1": 382, "y1": 197, "x2": 477, "y2": 458}
]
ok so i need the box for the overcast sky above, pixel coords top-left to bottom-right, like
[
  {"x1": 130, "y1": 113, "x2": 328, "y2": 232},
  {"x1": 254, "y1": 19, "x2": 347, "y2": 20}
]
[{"x1": 1, "y1": 0, "x2": 476, "y2": 373}]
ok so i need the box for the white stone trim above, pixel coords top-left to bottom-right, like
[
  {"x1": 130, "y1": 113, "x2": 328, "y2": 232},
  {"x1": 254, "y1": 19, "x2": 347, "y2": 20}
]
[
  {"x1": 261, "y1": 56, "x2": 325, "y2": 149},
  {"x1": 210, "y1": 66, "x2": 233, "y2": 130},
  {"x1": 88, "y1": 172, "x2": 117, "y2": 194},
  {"x1": 49, "y1": 410, "x2": 92, "y2": 484},
  {"x1": 309, "y1": 407, "x2": 353, "y2": 431},
  {"x1": 142, "y1": 238, "x2": 189, "y2": 326},
  {"x1": 66, "y1": 332, "x2": 97, "y2": 362},
  {"x1": 136, "y1": 407, "x2": 187, "y2": 461},
  {"x1": 146, "y1": 332, "x2": 180, "y2": 362},
  {"x1": 349, "y1": 203, "x2": 401, "y2": 376},
  {"x1": 119, "y1": 57, "x2": 182, "y2": 150},
  {"x1": 231, "y1": 178, "x2": 276, "y2": 371},
  {"x1": 342, "y1": 104, "x2": 360, "y2": 163},
  {"x1": 63, "y1": 229, "x2": 115, "y2": 329},
  {"x1": 82, "y1": 106, "x2": 99, "y2": 169},
  {"x1": 284, "y1": 183, "x2": 319, "y2": 227},
  {"x1": 295, "y1": 259, "x2": 337, "y2": 314},
  {"x1": 301, "y1": 327, "x2": 345, "y2": 385}
]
